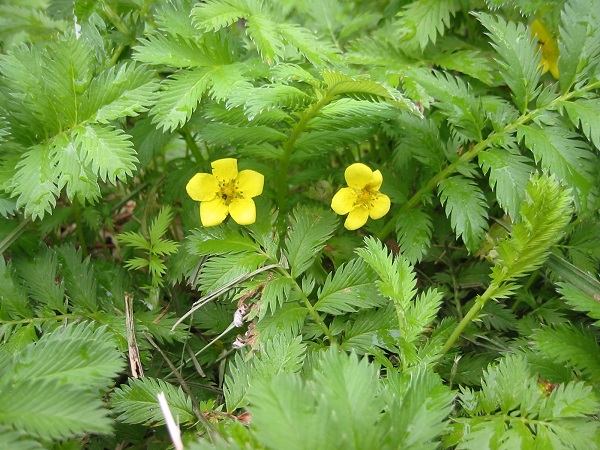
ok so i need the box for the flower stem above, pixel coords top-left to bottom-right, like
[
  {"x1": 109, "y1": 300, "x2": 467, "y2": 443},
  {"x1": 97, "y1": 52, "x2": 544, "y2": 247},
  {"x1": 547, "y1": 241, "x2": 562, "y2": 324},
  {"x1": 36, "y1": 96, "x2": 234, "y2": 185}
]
[
  {"x1": 280, "y1": 268, "x2": 336, "y2": 343},
  {"x1": 276, "y1": 95, "x2": 332, "y2": 213},
  {"x1": 437, "y1": 283, "x2": 498, "y2": 359}
]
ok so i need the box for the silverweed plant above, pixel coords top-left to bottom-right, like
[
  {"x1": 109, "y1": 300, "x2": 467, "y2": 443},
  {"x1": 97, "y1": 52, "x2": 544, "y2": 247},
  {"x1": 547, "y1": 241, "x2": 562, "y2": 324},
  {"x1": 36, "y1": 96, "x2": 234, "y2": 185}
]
[{"x1": 0, "y1": 0, "x2": 599, "y2": 448}]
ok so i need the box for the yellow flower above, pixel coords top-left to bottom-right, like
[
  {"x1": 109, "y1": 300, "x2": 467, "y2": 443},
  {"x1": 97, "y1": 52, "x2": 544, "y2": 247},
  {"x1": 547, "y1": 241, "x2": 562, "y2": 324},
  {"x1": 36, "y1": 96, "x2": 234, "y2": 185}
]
[
  {"x1": 331, "y1": 163, "x2": 391, "y2": 230},
  {"x1": 530, "y1": 19, "x2": 560, "y2": 79},
  {"x1": 186, "y1": 158, "x2": 264, "y2": 227}
]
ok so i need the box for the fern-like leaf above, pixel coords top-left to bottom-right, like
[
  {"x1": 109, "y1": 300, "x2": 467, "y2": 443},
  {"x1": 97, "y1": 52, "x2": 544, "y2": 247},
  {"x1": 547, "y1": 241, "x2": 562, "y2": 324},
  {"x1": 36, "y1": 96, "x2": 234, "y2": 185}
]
[
  {"x1": 517, "y1": 122, "x2": 595, "y2": 209},
  {"x1": 479, "y1": 147, "x2": 532, "y2": 219},
  {"x1": 394, "y1": 208, "x2": 433, "y2": 264},
  {"x1": 110, "y1": 377, "x2": 195, "y2": 425},
  {"x1": 559, "y1": 0, "x2": 600, "y2": 91},
  {"x1": 560, "y1": 98, "x2": 600, "y2": 150},
  {"x1": 283, "y1": 207, "x2": 337, "y2": 278},
  {"x1": 396, "y1": 0, "x2": 461, "y2": 50},
  {"x1": 491, "y1": 173, "x2": 573, "y2": 284},
  {"x1": 438, "y1": 175, "x2": 489, "y2": 253},
  {"x1": 475, "y1": 13, "x2": 542, "y2": 113},
  {"x1": 533, "y1": 324, "x2": 600, "y2": 382},
  {"x1": 71, "y1": 124, "x2": 138, "y2": 184},
  {"x1": 314, "y1": 258, "x2": 384, "y2": 315}
]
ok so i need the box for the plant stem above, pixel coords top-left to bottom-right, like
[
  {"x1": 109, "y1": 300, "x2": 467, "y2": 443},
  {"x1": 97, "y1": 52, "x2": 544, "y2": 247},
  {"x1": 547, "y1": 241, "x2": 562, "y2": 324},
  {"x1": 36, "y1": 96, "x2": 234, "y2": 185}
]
[
  {"x1": 276, "y1": 95, "x2": 331, "y2": 212},
  {"x1": 280, "y1": 268, "x2": 336, "y2": 343},
  {"x1": 181, "y1": 127, "x2": 205, "y2": 164},
  {"x1": 0, "y1": 218, "x2": 31, "y2": 254},
  {"x1": 376, "y1": 80, "x2": 600, "y2": 242},
  {"x1": 438, "y1": 283, "x2": 498, "y2": 358}
]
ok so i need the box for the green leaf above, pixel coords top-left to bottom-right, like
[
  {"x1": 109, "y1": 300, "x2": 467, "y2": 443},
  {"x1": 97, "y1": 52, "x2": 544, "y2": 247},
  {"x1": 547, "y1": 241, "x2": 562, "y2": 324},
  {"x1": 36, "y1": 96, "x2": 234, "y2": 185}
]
[
  {"x1": 15, "y1": 247, "x2": 65, "y2": 313},
  {"x1": 479, "y1": 147, "x2": 532, "y2": 219},
  {"x1": 315, "y1": 258, "x2": 384, "y2": 315},
  {"x1": 148, "y1": 206, "x2": 174, "y2": 245},
  {"x1": 55, "y1": 244, "x2": 98, "y2": 312},
  {"x1": 187, "y1": 227, "x2": 261, "y2": 256},
  {"x1": 558, "y1": 282, "x2": 600, "y2": 326},
  {"x1": 110, "y1": 377, "x2": 196, "y2": 425},
  {"x1": 9, "y1": 143, "x2": 59, "y2": 220},
  {"x1": 119, "y1": 232, "x2": 150, "y2": 251},
  {"x1": 357, "y1": 237, "x2": 417, "y2": 310},
  {"x1": 258, "y1": 274, "x2": 295, "y2": 317},
  {"x1": 0, "y1": 424, "x2": 44, "y2": 450},
  {"x1": 381, "y1": 368, "x2": 455, "y2": 449},
  {"x1": 560, "y1": 98, "x2": 600, "y2": 150},
  {"x1": 0, "y1": 379, "x2": 112, "y2": 440},
  {"x1": 200, "y1": 122, "x2": 287, "y2": 147},
  {"x1": 134, "y1": 34, "x2": 224, "y2": 67},
  {"x1": 0, "y1": 258, "x2": 31, "y2": 319},
  {"x1": 517, "y1": 122, "x2": 595, "y2": 209},
  {"x1": 396, "y1": 0, "x2": 461, "y2": 50},
  {"x1": 51, "y1": 133, "x2": 100, "y2": 204},
  {"x1": 491, "y1": 173, "x2": 573, "y2": 284},
  {"x1": 71, "y1": 124, "x2": 138, "y2": 184},
  {"x1": 475, "y1": 13, "x2": 541, "y2": 112},
  {"x1": 405, "y1": 68, "x2": 485, "y2": 141},
  {"x1": 191, "y1": 0, "x2": 254, "y2": 32},
  {"x1": 80, "y1": 62, "x2": 159, "y2": 124},
  {"x1": 150, "y1": 67, "x2": 211, "y2": 131},
  {"x1": 394, "y1": 208, "x2": 433, "y2": 264},
  {"x1": 533, "y1": 324, "x2": 600, "y2": 382},
  {"x1": 198, "y1": 252, "x2": 267, "y2": 293},
  {"x1": 283, "y1": 207, "x2": 337, "y2": 278},
  {"x1": 245, "y1": 13, "x2": 285, "y2": 62},
  {"x1": 559, "y1": 0, "x2": 600, "y2": 91},
  {"x1": 438, "y1": 176, "x2": 488, "y2": 253},
  {"x1": 277, "y1": 23, "x2": 339, "y2": 67},
  {"x1": 5, "y1": 322, "x2": 124, "y2": 391}
]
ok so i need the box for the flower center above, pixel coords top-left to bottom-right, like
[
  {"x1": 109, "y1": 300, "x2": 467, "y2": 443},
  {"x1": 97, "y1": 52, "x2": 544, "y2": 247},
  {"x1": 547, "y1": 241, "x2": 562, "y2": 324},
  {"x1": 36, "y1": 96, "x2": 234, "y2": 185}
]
[
  {"x1": 355, "y1": 188, "x2": 375, "y2": 208},
  {"x1": 219, "y1": 179, "x2": 239, "y2": 204}
]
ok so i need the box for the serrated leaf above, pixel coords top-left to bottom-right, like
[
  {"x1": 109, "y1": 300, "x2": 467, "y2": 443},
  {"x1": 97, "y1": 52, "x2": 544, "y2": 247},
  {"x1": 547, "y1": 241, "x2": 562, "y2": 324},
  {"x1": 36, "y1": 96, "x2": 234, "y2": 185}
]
[
  {"x1": 71, "y1": 124, "x2": 138, "y2": 184},
  {"x1": 395, "y1": 208, "x2": 433, "y2": 264},
  {"x1": 396, "y1": 0, "x2": 461, "y2": 50},
  {"x1": 198, "y1": 252, "x2": 267, "y2": 293},
  {"x1": 559, "y1": 0, "x2": 600, "y2": 91},
  {"x1": 533, "y1": 324, "x2": 600, "y2": 382},
  {"x1": 0, "y1": 258, "x2": 31, "y2": 319},
  {"x1": 151, "y1": 67, "x2": 212, "y2": 131},
  {"x1": 110, "y1": 377, "x2": 195, "y2": 425},
  {"x1": 191, "y1": 0, "x2": 252, "y2": 32},
  {"x1": 492, "y1": 173, "x2": 573, "y2": 284},
  {"x1": 187, "y1": 227, "x2": 261, "y2": 256},
  {"x1": 0, "y1": 379, "x2": 112, "y2": 440},
  {"x1": 55, "y1": 244, "x2": 98, "y2": 312},
  {"x1": 284, "y1": 208, "x2": 337, "y2": 278},
  {"x1": 9, "y1": 143, "x2": 59, "y2": 220},
  {"x1": 118, "y1": 232, "x2": 150, "y2": 251},
  {"x1": 81, "y1": 62, "x2": 159, "y2": 124},
  {"x1": 405, "y1": 68, "x2": 485, "y2": 141},
  {"x1": 15, "y1": 247, "x2": 65, "y2": 313},
  {"x1": 6, "y1": 323, "x2": 124, "y2": 391},
  {"x1": 517, "y1": 122, "x2": 594, "y2": 209},
  {"x1": 475, "y1": 13, "x2": 542, "y2": 112},
  {"x1": 134, "y1": 34, "x2": 222, "y2": 67},
  {"x1": 438, "y1": 176, "x2": 488, "y2": 253},
  {"x1": 51, "y1": 133, "x2": 100, "y2": 204},
  {"x1": 315, "y1": 258, "x2": 384, "y2": 315},
  {"x1": 560, "y1": 98, "x2": 600, "y2": 150},
  {"x1": 479, "y1": 147, "x2": 532, "y2": 219}
]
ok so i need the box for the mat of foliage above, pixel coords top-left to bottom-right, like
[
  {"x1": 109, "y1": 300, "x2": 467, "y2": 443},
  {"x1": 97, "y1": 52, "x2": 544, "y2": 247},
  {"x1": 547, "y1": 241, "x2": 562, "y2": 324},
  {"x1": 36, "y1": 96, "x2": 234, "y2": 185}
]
[{"x1": 0, "y1": 0, "x2": 599, "y2": 449}]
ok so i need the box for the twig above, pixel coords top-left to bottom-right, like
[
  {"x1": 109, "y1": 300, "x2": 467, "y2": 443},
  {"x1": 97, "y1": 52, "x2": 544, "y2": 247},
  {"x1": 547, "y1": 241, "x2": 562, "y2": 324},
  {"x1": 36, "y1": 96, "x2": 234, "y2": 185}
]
[{"x1": 125, "y1": 294, "x2": 144, "y2": 378}]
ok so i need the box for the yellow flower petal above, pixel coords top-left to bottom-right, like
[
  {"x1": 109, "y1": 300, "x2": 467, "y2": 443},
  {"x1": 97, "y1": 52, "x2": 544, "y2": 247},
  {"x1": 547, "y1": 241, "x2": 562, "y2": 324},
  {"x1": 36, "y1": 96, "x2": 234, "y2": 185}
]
[
  {"x1": 344, "y1": 163, "x2": 373, "y2": 190},
  {"x1": 229, "y1": 198, "x2": 256, "y2": 225},
  {"x1": 211, "y1": 158, "x2": 238, "y2": 182},
  {"x1": 331, "y1": 187, "x2": 357, "y2": 215},
  {"x1": 344, "y1": 205, "x2": 369, "y2": 230},
  {"x1": 369, "y1": 193, "x2": 391, "y2": 219},
  {"x1": 200, "y1": 198, "x2": 229, "y2": 227},
  {"x1": 186, "y1": 173, "x2": 219, "y2": 202},
  {"x1": 368, "y1": 170, "x2": 383, "y2": 191},
  {"x1": 531, "y1": 19, "x2": 560, "y2": 80},
  {"x1": 237, "y1": 169, "x2": 264, "y2": 198}
]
